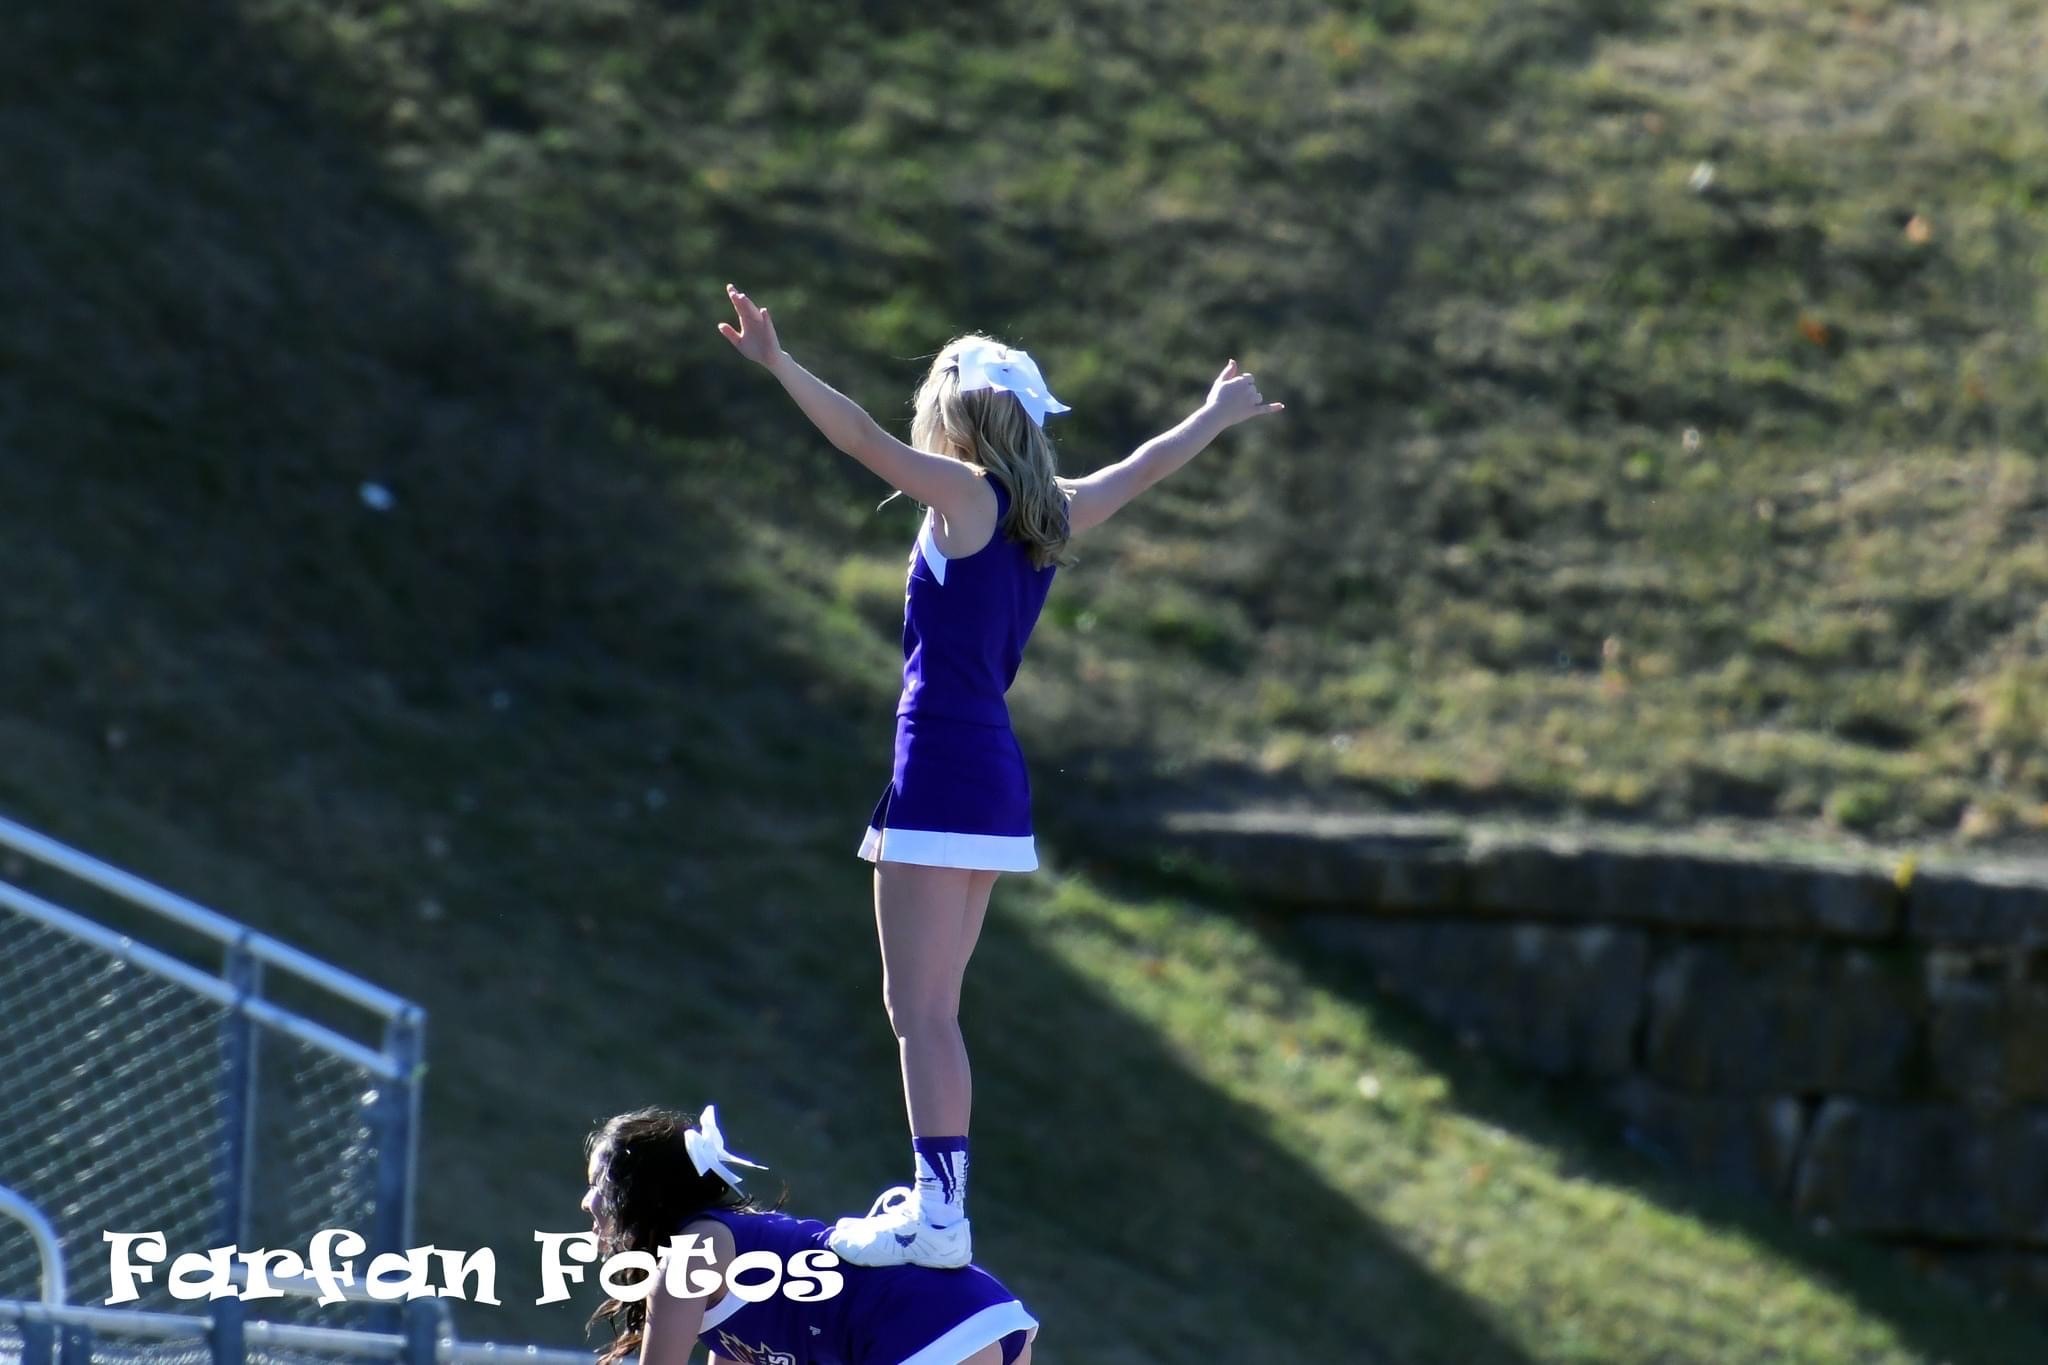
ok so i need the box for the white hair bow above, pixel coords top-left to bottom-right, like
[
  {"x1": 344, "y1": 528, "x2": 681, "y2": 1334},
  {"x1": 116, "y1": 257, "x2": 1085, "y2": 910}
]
[
  {"x1": 684, "y1": 1104, "x2": 769, "y2": 1190},
  {"x1": 953, "y1": 339, "x2": 1071, "y2": 428}
]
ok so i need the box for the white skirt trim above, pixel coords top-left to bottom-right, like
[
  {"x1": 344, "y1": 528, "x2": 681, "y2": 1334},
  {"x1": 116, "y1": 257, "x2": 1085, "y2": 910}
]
[
  {"x1": 893, "y1": 1300, "x2": 1039, "y2": 1365},
  {"x1": 859, "y1": 826, "x2": 1038, "y2": 872}
]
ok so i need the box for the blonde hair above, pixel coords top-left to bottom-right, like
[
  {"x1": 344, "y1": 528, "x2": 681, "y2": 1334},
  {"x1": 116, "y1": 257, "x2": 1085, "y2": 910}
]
[{"x1": 906, "y1": 333, "x2": 1075, "y2": 570}]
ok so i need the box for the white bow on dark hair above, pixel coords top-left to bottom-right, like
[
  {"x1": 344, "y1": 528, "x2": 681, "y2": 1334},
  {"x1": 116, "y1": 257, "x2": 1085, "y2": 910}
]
[
  {"x1": 954, "y1": 339, "x2": 1071, "y2": 428},
  {"x1": 683, "y1": 1104, "x2": 768, "y2": 1190}
]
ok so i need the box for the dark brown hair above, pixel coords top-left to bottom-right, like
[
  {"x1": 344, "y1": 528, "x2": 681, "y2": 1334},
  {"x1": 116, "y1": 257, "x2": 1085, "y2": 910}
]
[{"x1": 583, "y1": 1107, "x2": 785, "y2": 1365}]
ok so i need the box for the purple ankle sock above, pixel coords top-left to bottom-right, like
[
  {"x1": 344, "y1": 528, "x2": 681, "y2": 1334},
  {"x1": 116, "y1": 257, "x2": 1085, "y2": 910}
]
[{"x1": 911, "y1": 1135, "x2": 968, "y2": 1225}]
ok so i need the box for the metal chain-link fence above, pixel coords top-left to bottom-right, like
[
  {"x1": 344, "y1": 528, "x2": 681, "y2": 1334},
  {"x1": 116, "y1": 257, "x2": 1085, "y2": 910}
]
[
  {"x1": 0, "y1": 916, "x2": 232, "y2": 1313},
  {"x1": 0, "y1": 815, "x2": 422, "y2": 1334},
  {"x1": 0, "y1": 820, "x2": 606, "y2": 1365},
  {"x1": 245, "y1": 1040, "x2": 385, "y2": 1291}
]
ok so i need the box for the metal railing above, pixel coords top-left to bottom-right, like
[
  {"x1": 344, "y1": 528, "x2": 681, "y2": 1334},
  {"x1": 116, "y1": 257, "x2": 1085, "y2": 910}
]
[
  {"x1": 0, "y1": 1298, "x2": 605, "y2": 1365},
  {"x1": 0, "y1": 1188, "x2": 65, "y2": 1307},
  {"x1": 1, "y1": 1263, "x2": 609, "y2": 1365}
]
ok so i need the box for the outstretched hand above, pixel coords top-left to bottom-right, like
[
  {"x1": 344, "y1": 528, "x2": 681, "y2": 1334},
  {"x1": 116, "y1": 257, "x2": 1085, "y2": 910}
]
[
  {"x1": 717, "y1": 282, "x2": 784, "y2": 368},
  {"x1": 1205, "y1": 358, "x2": 1284, "y2": 427}
]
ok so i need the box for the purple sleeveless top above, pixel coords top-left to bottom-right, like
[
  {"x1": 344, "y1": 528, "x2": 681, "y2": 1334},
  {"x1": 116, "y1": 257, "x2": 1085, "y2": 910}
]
[
  {"x1": 685, "y1": 1208, "x2": 1027, "y2": 1364},
  {"x1": 896, "y1": 476, "x2": 1057, "y2": 727}
]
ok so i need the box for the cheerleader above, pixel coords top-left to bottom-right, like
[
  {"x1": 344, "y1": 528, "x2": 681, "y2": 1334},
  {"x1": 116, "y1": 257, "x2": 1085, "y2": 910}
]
[
  {"x1": 719, "y1": 282, "x2": 1282, "y2": 1266},
  {"x1": 581, "y1": 1106, "x2": 1038, "y2": 1365}
]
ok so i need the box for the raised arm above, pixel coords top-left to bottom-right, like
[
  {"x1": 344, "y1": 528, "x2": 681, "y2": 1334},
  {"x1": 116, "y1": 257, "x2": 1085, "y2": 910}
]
[
  {"x1": 717, "y1": 283, "x2": 987, "y2": 524},
  {"x1": 1064, "y1": 358, "x2": 1283, "y2": 533}
]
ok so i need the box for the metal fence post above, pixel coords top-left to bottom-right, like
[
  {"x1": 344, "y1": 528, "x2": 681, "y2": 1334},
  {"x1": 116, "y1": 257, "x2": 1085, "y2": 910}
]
[
  {"x1": 369, "y1": 1005, "x2": 426, "y2": 1333},
  {"x1": 218, "y1": 936, "x2": 262, "y2": 1249},
  {"x1": 209, "y1": 1291, "x2": 246, "y2": 1365},
  {"x1": 20, "y1": 1318, "x2": 54, "y2": 1365},
  {"x1": 403, "y1": 1295, "x2": 441, "y2": 1365}
]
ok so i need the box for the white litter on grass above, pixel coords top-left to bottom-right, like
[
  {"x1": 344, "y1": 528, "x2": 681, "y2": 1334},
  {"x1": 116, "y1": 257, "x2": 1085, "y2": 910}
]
[
  {"x1": 359, "y1": 481, "x2": 396, "y2": 512},
  {"x1": 1688, "y1": 161, "x2": 1715, "y2": 193}
]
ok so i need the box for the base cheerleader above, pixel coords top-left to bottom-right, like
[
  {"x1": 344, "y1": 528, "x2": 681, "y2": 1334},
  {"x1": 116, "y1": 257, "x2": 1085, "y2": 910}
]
[{"x1": 582, "y1": 1106, "x2": 1039, "y2": 1365}]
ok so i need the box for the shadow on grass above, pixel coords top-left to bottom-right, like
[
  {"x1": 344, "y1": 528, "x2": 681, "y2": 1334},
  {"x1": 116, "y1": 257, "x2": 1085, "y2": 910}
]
[
  {"x1": 667, "y1": 839, "x2": 1553, "y2": 1364},
  {"x1": 0, "y1": 3, "x2": 1554, "y2": 1360},
  {"x1": 1062, "y1": 844, "x2": 2048, "y2": 1365}
]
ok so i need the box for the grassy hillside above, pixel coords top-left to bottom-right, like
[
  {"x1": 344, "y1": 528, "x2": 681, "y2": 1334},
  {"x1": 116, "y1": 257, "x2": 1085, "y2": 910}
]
[
  {"x1": 7, "y1": 1, "x2": 2048, "y2": 1362},
  {"x1": 207, "y1": 0, "x2": 2048, "y2": 845}
]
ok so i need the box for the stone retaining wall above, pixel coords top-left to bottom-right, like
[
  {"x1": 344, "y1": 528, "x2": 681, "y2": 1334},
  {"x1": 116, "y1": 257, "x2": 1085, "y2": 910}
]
[{"x1": 1124, "y1": 809, "x2": 2048, "y2": 1304}]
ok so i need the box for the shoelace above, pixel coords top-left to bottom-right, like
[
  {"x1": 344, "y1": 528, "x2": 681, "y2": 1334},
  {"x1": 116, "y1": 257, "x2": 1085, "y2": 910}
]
[{"x1": 864, "y1": 1185, "x2": 915, "y2": 1219}]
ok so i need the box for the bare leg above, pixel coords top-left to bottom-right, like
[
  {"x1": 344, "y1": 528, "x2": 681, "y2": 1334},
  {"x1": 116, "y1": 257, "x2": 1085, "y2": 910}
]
[
  {"x1": 875, "y1": 861, "x2": 979, "y2": 1135},
  {"x1": 949, "y1": 870, "x2": 1000, "y2": 1122},
  {"x1": 960, "y1": 870, "x2": 1000, "y2": 980}
]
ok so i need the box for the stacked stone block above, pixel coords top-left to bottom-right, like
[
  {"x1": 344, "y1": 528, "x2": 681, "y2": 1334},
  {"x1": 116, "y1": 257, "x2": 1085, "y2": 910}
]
[{"x1": 1131, "y1": 809, "x2": 2048, "y2": 1304}]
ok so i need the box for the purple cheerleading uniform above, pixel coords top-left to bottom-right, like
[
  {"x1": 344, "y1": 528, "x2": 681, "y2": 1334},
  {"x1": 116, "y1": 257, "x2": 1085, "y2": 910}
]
[
  {"x1": 688, "y1": 1209, "x2": 1036, "y2": 1365},
  {"x1": 857, "y1": 474, "x2": 1056, "y2": 872}
]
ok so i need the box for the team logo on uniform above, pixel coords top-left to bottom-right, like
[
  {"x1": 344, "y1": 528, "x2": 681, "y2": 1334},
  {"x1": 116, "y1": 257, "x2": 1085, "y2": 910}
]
[{"x1": 713, "y1": 1330, "x2": 796, "y2": 1365}]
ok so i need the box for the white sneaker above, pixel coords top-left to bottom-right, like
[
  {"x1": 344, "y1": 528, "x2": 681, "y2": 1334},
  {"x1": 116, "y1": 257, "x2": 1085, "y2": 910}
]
[{"x1": 827, "y1": 1185, "x2": 972, "y2": 1268}]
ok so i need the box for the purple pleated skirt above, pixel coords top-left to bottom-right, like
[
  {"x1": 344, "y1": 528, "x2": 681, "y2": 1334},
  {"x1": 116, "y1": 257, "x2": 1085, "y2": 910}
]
[{"x1": 858, "y1": 712, "x2": 1038, "y2": 872}]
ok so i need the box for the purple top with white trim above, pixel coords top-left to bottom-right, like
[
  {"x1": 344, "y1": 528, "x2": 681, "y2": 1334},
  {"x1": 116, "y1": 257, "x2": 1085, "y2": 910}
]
[
  {"x1": 896, "y1": 476, "x2": 1057, "y2": 727},
  {"x1": 685, "y1": 1208, "x2": 1032, "y2": 1365}
]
